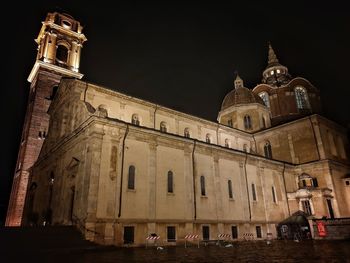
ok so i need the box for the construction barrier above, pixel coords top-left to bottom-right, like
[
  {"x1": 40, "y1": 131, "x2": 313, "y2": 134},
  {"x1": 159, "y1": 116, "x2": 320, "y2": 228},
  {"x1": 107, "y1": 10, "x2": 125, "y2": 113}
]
[
  {"x1": 216, "y1": 234, "x2": 232, "y2": 247},
  {"x1": 242, "y1": 233, "x2": 254, "y2": 240},
  {"x1": 145, "y1": 235, "x2": 160, "y2": 248},
  {"x1": 217, "y1": 233, "x2": 231, "y2": 239},
  {"x1": 184, "y1": 234, "x2": 200, "y2": 248},
  {"x1": 266, "y1": 232, "x2": 273, "y2": 244}
]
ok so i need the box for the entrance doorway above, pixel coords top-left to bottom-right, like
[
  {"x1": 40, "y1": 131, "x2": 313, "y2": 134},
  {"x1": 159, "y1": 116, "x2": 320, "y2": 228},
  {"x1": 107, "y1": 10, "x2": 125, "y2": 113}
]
[
  {"x1": 277, "y1": 211, "x2": 311, "y2": 240},
  {"x1": 202, "y1": 226, "x2": 210, "y2": 240},
  {"x1": 124, "y1": 226, "x2": 134, "y2": 244},
  {"x1": 167, "y1": 226, "x2": 176, "y2": 242}
]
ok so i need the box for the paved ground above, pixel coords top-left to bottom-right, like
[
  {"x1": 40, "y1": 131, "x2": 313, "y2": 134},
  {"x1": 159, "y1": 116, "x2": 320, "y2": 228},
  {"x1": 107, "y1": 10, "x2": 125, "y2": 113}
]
[{"x1": 1, "y1": 227, "x2": 349, "y2": 262}]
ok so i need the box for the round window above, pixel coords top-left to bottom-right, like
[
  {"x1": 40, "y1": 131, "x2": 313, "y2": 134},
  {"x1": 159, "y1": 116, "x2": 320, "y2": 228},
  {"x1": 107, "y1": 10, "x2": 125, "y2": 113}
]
[{"x1": 62, "y1": 20, "x2": 72, "y2": 29}]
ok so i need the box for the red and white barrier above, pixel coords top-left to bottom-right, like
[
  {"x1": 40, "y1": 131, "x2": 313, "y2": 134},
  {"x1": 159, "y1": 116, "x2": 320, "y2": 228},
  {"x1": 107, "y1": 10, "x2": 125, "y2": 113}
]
[
  {"x1": 218, "y1": 234, "x2": 231, "y2": 238},
  {"x1": 146, "y1": 236, "x2": 160, "y2": 240},
  {"x1": 184, "y1": 234, "x2": 200, "y2": 248},
  {"x1": 242, "y1": 233, "x2": 254, "y2": 240},
  {"x1": 185, "y1": 234, "x2": 199, "y2": 239},
  {"x1": 145, "y1": 235, "x2": 160, "y2": 248}
]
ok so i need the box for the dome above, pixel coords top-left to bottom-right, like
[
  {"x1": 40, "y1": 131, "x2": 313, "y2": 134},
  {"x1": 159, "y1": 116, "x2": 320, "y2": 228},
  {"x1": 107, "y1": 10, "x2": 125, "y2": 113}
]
[{"x1": 221, "y1": 86, "x2": 265, "y2": 110}]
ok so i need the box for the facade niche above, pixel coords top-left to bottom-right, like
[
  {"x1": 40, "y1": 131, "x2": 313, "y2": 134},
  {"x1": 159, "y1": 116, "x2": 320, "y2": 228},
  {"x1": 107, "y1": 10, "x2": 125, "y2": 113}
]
[
  {"x1": 184, "y1": 128, "x2": 190, "y2": 138},
  {"x1": 160, "y1": 121, "x2": 167, "y2": 133},
  {"x1": 264, "y1": 141, "x2": 272, "y2": 159},
  {"x1": 205, "y1": 134, "x2": 211, "y2": 143},
  {"x1": 132, "y1": 114, "x2": 140, "y2": 126}
]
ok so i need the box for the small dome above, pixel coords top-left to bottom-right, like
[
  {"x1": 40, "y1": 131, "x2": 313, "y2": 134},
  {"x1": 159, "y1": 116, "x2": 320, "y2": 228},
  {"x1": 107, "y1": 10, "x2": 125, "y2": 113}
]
[{"x1": 221, "y1": 87, "x2": 265, "y2": 110}]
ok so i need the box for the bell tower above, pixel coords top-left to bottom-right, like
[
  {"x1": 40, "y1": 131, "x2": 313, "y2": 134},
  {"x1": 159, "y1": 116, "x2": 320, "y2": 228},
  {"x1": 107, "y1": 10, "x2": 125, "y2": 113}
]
[{"x1": 6, "y1": 12, "x2": 87, "y2": 226}]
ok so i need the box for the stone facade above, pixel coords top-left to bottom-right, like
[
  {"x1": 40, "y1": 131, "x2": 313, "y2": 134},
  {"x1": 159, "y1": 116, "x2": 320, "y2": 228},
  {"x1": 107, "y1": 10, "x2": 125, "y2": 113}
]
[
  {"x1": 26, "y1": 78, "x2": 350, "y2": 246},
  {"x1": 8, "y1": 12, "x2": 350, "y2": 246}
]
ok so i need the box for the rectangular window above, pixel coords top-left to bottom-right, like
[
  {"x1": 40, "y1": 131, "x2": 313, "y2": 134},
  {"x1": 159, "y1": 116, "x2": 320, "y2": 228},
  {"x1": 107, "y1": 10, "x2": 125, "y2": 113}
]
[
  {"x1": 231, "y1": 226, "x2": 238, "y2": 239},
  {"x1": 128, "y1": 166, "x2": 135, "y2": 190},
  {"x1": 272, "y1": 186, "x2": 276, "y2": 203},
  {"x1": 200, "y1": 176, "x2": 206, "y2": 196},
  {"x1": 228, "y1": 119, "x2": 233, "y2": 127},
  {"x1": 256, "y1": 226, "x2": 262, "y2": 238},
  {"x1": 123, "y1": 226, "x2": 134, "y2": 244},
  {"x1": 202, "y1": 226, "x2": 210, "y2": 240},
  {"x1": 312, "y1": 178, "x2": 318, "y2": 187},
  {"x1": 302, "y1": 200, "x2": 312, "y2": 215},
  {"x1": 252, "y1": 183, "x2": 257, "y2": 201},
  {"x1": 167, "y1": 171, "x2": 174, "y2": 193},
  {"x1": 167, "y1": 226, "x2": 176, "y2": 242},
  {"x1": 228, "y1": 180, "x2": 233, "y2": 199}
]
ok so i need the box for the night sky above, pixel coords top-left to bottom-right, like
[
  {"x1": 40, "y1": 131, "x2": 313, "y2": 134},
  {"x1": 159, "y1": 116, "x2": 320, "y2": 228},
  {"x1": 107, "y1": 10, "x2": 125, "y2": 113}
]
[{"x1": 1, "y1": 1, "x2": 349, "y2": 224}]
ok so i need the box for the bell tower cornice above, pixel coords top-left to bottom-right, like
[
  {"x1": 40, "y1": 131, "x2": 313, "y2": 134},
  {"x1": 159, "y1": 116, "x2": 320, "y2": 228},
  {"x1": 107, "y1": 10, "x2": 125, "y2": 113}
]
[
  {"x1": 35, "y1": 21, "x2": 87, "y2": 45},
  {"x1": 29, "y1": 12, "x2": 87, "y2": 82},
  {"x1": 28, "y1": 60, "x2": 83, "y2": 83}
]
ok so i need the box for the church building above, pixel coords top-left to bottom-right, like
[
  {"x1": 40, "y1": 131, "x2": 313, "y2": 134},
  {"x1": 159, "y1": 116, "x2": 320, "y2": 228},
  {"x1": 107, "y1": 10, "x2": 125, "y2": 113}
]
[{"x1": 6, "y1": 12, "x2": 350, "y2": 246}]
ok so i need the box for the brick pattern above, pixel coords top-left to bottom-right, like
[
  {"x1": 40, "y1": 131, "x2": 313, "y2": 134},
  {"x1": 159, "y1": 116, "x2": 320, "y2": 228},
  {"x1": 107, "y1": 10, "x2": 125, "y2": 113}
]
[
  {"x1": 6, "y1": 70, "x2": 61, "y2": 226},
  {"x1": 312, "y1": 218, "x2": 350, "y2": 239}
]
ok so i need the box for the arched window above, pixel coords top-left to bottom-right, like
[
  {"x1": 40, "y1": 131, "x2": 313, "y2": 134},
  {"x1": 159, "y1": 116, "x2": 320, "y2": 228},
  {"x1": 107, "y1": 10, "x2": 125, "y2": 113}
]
[
  {"x1": 132, "y1": 114, "x2": 140, "y2": 126},
  {"x1": 294, "y1": 86, "x2": 310, "y2": 110},
  {"x1": 167, "y1": 171, "x2": 174, "y2": 193},
  {"x1": 206, "y1": 134, "x2": 211, "y2": 143},
  {"x1": 225, "y1": 139, "x2": 230, "y2": 148},
  {"x1": 258, "y1": 92, "x2": 270, "y2": 108},
  {"x1": 244, "y1": 115, "x2": 252, "y2": 130},
  {"x1": 128, "y1": 165, "x2": 135, "y2": 190},
  {"x1": 298, "y1": 173, "x2": 318, "y2": 188},
  {"x1": 200, "y1": 176, "x2": 206, "y2": 196},
  {"x1": 160, "y1": 121, "x2": 167, "y2": 133},
  {"x1": 264, "y1": 141, "x2": 272, "y2": 159},
  {"x1": 56, "y1": 44, "x2": 69, "y2": 64},
  {"x1": 228, "y1": 180, "x2": 233, "y2": 199},
  {"x1": 184, "y1": 128, "x2": 190, "y2": 138}
]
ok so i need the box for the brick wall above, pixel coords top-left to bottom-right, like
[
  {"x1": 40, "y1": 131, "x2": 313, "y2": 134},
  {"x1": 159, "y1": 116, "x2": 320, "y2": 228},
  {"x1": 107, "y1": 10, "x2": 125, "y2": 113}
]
[
  {"x1": 5, "y1": 70, "x2": 61, "y2": 226},
  {"x1": 312, "y1": 218, "x2": 350, "y2": 240}
]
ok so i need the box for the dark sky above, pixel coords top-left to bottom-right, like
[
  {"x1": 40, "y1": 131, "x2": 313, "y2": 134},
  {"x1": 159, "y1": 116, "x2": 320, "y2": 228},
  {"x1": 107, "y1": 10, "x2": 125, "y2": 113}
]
[{"x1": 1, "y1": 1, "x2": 349, "y2": 224}]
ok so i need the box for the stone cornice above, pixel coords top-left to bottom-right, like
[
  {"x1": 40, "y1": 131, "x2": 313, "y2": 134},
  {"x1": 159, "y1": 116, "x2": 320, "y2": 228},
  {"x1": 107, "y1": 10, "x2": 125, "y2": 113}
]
[
  {"x1": 72, "y1": 79, "x2": 253, "y2": 137},
  {"x1": 28, "y1": 60, "x2": 83, "y2": 83}
]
